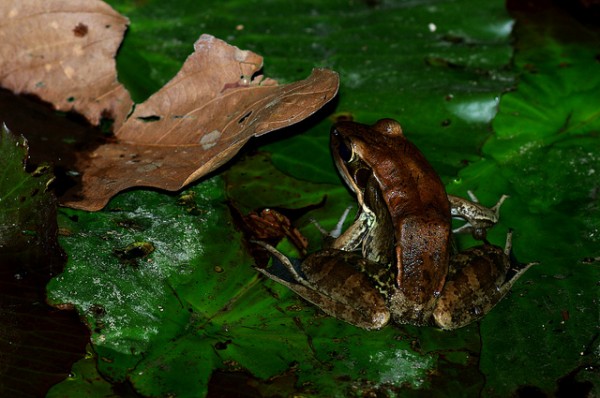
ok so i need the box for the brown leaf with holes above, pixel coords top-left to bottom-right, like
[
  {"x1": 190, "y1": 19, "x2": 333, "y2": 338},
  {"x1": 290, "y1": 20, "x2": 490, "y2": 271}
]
[
  {"x1": 0, "y1": 0, "x2": 133, "y2": 129},
  {"x1": 0, "y1": 1, "x2": 338, "y2": 211},
  {"x1": 60, "y1": 34, "x2": 339, "y2": 211}
]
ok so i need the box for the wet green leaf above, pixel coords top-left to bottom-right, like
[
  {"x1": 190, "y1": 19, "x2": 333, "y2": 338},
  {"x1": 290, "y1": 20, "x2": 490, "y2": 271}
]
[
  {"x1": 0, "y1": 125, "x2": 53, "y2": 248},
  {"x1": 473, "y1": 6, "x2": 599, "y2": 397},
  {"x1": 48, "y1": 178, "x2": 235, "y2": 394},
  {"x1": 46, "y1": 349, "x2": 115, "y2": 398},
  {"x1": 46, "y1": 0, "x2": 599, "y2": 397}
]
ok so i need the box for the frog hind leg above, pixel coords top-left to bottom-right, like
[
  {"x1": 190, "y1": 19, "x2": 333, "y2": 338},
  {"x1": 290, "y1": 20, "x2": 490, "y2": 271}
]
[
  {"x1": 254, "y1": 242, "x2": 390, "y2": 330},
  {"x1": 433, "y1": 232, "x2": 536, "y2": 330}
]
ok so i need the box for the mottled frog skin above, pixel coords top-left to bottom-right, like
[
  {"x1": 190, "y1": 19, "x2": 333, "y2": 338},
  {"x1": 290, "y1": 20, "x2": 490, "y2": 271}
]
[{"x1": 256, "y1": 119, "x2": 533, "y2": 330}]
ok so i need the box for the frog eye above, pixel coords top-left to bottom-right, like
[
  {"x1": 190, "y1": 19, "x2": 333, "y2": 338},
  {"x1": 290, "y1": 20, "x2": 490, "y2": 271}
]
[{"x1": 335, "y1": 136, "x2": 353, "y2": 163}]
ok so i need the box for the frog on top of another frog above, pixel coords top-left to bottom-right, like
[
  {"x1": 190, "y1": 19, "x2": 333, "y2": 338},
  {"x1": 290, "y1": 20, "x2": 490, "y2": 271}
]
[{"x1": 255, "y1": 118, "x2": 534, "y2": 330}]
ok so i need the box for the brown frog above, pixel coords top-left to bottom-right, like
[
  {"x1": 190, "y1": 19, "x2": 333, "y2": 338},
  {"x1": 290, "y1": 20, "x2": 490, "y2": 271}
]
[{"x1": 255, "y1": 119, "x2": 533, "y2": 330}]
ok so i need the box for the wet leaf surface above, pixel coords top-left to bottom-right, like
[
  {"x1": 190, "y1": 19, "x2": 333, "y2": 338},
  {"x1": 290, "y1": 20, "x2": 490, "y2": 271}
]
[
  {"x1": 1, "y1": 0, "x2": 599, "y2": 397},
  {"x1": 470, "y1": 2, "x2": 600, "y2": 396}
]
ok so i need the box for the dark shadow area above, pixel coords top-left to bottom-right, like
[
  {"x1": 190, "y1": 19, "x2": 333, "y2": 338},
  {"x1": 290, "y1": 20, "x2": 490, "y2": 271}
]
[
  {"x1": 0, "y1": 88, "x2": 111, "y2": 200},
  {"x1": 0, "y1": 90, "x2": 95, "y2": 396}
]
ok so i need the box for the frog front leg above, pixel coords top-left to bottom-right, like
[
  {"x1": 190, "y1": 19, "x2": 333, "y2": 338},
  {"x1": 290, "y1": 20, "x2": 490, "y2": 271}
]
[
  {"x1": 448, "y1": 192, "x2": 509, "y2": 240},
  {"x1": 432, "y1": 231, "x2": 536, "y2": 330},
  {"x1": 254, "y1": 242, "x2": 391, "y2": 330}
]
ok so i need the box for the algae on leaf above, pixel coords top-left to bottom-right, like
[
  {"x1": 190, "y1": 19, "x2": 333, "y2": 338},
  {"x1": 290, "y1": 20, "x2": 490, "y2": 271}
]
[{"x1": 47, "y1": 177, "x2": 313, "y2": 397}]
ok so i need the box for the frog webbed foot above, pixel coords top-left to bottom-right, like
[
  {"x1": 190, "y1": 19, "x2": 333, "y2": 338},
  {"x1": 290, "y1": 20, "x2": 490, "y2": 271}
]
[
  {"x1": 449, "y1": 191, "x2": 509, "y2": 240},
  {"x1": 252, "y1": 240, "x2": 311, "y2": 286},
  {"x1": 503, "y1": 230, "x2": 539, "y2": 283}
]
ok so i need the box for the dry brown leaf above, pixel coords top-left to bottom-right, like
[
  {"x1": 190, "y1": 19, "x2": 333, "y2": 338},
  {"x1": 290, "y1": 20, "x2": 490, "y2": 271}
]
[
  {"x1": 0, "y1": 0, "x2": 133, "y2": 129},
  {"x1": 0, "y1": 1, "x2": 338, "y2": 211},
  {"x1": 61, "y1": 35, "x2": 339, "y2": 211}
]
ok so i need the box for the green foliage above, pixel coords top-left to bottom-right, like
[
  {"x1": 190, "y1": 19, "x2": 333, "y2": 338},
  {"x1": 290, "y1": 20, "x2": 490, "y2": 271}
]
[
  {"x1": 46, "y1": 349, "x2": 115, "y2": 398},
  {"x1": 45, "y1": 0, "x2": 600, "y2": 397},
  {"x1": 474, "y1": 8, "x2": 600, "y2": 397},
  {"x1": 0, "y1": 125, "x2": 54, "y2": 249}
]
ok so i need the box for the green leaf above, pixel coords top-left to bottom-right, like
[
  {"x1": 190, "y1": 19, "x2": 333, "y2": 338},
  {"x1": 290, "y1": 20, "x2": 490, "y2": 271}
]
[
  {"x1": 49, "y1": 0, "x2": 517, "y2": 396},
  {"x1": 46, "y1": 0, "x2": 599, "y2": 397},
  {"x1": 472, "y1": 6, "x2": 599, "y2": 397},
  {"x1": 46, "y1": 349, "x2": 115, "y2": 398},
  {"x1": 0, "y1": 125, "x2": 53, "y2": 248},
  {"x1": 48, "y1": 179, "x2": 228, "y2": 394}
]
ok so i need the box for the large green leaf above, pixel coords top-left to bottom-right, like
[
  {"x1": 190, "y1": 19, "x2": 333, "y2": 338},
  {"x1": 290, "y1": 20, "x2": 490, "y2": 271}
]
[
  {"x1": 43, "y1": 0, "x2": 599, "y2": 397},
  {"x1": 475, "y1": 5, "x2": 600, "y2": 396}
]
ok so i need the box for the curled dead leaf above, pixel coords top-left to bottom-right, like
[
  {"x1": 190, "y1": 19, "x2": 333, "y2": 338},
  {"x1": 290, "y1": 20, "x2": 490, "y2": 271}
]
[{"x1": 60, "y1": 35, "x2": 339, "y2": 211}]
